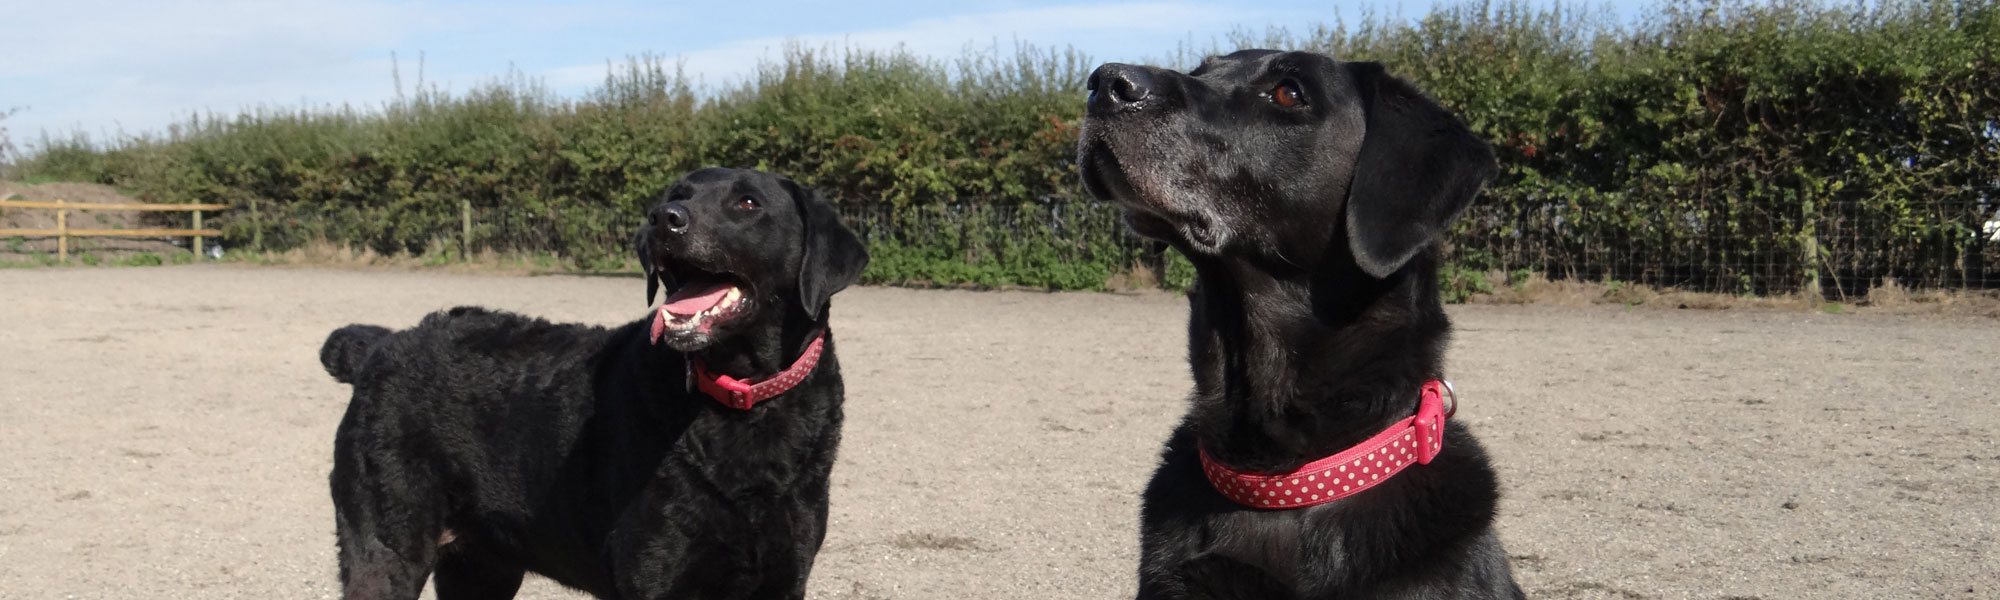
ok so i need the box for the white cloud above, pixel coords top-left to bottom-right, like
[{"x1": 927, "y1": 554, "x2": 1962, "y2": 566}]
[
  {"x1": 541, "y1": 2, "x2": 1275, "y2": 92},
  {"x1": 0, "y1": 0, "x2": 1295, "y2": 143},
  {"x1": 13, "y1": 59, "x2": 407, "y2": 142},
  {"x1": 2, "y1": 0, "x2": 418, "y2": 79},
  {"x1": 0, "y1": 0, "x2": 660, "y2": 141}
]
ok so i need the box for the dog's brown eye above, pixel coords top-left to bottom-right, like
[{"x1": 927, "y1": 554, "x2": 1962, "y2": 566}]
[
  {"x1": 1268, "y1": 82, "x2": 1305, "y2": 108},
  {"x1": 736, "y1": 196, "x2": 761, "y2": 210}
]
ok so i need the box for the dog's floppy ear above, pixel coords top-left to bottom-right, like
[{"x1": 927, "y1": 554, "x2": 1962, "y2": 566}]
[
  {"x1": 1341, "y1": 62, "x2": 1497, "y2": 279},
  {"x1": 784, "y1": 179, "x2": 869, "y2": 321},
  {"x1": 635, "y1": 225, "x2": 661, "y2": 305}
]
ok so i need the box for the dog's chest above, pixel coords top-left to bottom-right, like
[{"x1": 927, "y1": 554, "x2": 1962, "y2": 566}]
[
  {"x1": 1207, "y1": 509, "x2": 1321, "y2": 575},
  {"x1": 667, "y1": 410, "x2": 831, "y2": 495}
]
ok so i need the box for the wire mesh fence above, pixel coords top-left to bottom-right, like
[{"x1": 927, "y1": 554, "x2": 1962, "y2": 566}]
[
  {"x1": 206, "y1": 193, "x2": 2000, "y2": 298},
  {"x1": 1816, "y1": 199, "x2": 2000, "y2": 297},
  {"x1": 831, "y1": 198, "x2": 1166, "y2": 289},
  {"x1": 831, "y1": 195, "x2": 2000, "y2": 296},
  {"x1": 1455, "y1": 197, "x2": 2000, "y2": 298}
]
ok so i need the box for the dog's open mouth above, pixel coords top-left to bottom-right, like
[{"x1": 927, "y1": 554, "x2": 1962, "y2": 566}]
[{"x1": 651, "y1": 272, "x2": 752, "y2": 344}]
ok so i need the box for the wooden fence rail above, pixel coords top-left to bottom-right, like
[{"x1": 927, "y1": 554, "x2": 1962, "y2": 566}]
[{"x1": 0, "y1": 199, "x2": 230, "y2": 263}]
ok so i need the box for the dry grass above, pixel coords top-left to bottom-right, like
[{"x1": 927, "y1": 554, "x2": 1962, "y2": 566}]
[
  {"x1": 231, "y1": 255, "x2": 2000, "y2": 317},
  {"x1": 1850, "y1": 276, "x2": 2000, "y2": 317},
  {"x1": 9, "y1": 215, "x2": 1996, "y2": 318},
  {"x1": 223, "y1": 239, "x2": 636, "y2": 277},
  {"x1": 1469, "y1": 270, "x2": 2000, "y2": 317},
  {"x1": 1102, "y1": 262, "x2": 1161, "y2": 292}
]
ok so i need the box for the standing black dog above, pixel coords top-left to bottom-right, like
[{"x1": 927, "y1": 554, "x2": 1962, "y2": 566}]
[
  {"x1": 318, "y1": 167, "x2": 868, "y2": 599},
  {"x1": 1078, "y1": 50, "x2": 1524, "y2": 599}
]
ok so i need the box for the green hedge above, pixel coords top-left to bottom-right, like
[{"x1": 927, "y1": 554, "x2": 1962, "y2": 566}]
[
  {"x1": 1349, "y1": 0, "x2": 2000, "y2": 295},
  {"x1": 10, "y1": 0, "x2": 1997, "y2": 296}
]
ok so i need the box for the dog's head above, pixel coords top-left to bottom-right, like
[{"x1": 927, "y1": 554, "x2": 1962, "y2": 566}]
[
  {"x1": 635, "y1": 167, "x2": 869, "y2": 352},
  {"x1": 1077, "y1": 49, "x2": 1495, "y2": 278}
]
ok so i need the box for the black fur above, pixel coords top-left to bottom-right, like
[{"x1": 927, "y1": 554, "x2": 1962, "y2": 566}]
[
  {"x1": 322, "y1": 167, "x2": 868, "y2": 600},
  {"x1": 1078, "y1": 50, "x2": 1522, "y2": 599}
]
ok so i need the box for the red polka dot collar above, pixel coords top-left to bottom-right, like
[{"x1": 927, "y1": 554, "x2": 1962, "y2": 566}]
[
  {"x1": 1199, "y1": 380, "x2": 1456, "y2": 509},
  {"x1": 689, "y1": 330, "x2": 827, "y2": 411}
]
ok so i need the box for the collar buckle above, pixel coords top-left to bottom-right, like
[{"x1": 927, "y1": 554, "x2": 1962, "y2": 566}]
[
  {"x1": 1413, "y1": 380, "x2": 1449, "y2": 464},
  {"x1": 690, "y1": 330, "x2": 826, "y2": 410}
]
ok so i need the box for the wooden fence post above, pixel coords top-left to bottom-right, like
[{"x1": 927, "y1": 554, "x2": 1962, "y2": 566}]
[
  {"x1": 1800, "y1": 195, "x2": 1821, "y2": 300},
  {"x1": 250, "y1": 198, "x2": 264, "y2": 252},
  {"x1": 461, "y1": 199, "x2": 472, "y2": 262},
  {"x1": 56, "y1": 199, "x2": 68, "y2": 263},
  {"x1": 193, "y1": 210, "x2": 206, "y2": 260},
  {"x1": 0, "y1": 201, "x2": 230, "y2": 261}
]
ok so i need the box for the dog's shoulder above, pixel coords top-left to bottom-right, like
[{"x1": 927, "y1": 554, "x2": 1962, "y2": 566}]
[
  {"x1": 402, "y1": 306, "x2": 615, "y2": 354},
  {"x1": 414, "y1": 305, "x2": 593, "y2": 334},
  {"x1": 339, "y1": 306, "x2": 626, "y2": 389}
]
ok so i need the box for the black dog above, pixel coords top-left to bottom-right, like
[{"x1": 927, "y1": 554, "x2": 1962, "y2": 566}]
[
  {"x1": 318, "y1": 167, "x2": 868, "y2": 599},
  {"x1": 1078, "y1": 50, "x2": 1523, "y2": 599}
]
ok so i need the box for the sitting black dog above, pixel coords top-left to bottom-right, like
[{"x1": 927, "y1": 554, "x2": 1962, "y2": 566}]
[
  {"x1": 1078, "y1": 50, "x2": 1524, "y2": 598},
  {"x1": 318, "y1": 167, "x2": 868, "y2": 599}
]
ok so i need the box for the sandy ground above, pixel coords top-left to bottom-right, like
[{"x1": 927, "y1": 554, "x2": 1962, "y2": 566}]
[{"x1": 1, "y1": 265, "x2": 1995, "y2": 599}]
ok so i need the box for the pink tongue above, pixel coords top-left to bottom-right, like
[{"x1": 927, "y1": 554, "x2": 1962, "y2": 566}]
[{"x1": 662, "y1": 281, "x2": 732, "y2": 316}]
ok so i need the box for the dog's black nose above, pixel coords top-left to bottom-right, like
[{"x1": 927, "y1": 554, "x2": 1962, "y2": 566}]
[
  {"x1": 1088, "y1": 63, "x2": 1151, "y2": 111},
  {"x1": 657, "y1": 203, "x2": 691, "y2": 234}
]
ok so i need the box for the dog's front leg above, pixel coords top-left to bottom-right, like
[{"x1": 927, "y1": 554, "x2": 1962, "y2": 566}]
[
  {"x1": 1140, "y1": 553, "x2": 1300, "y2": 600},
  {"x1": 612, "y1": 522, "x2": 808, "y2": 600}
]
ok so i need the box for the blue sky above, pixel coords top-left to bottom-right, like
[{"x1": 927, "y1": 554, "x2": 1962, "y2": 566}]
[{"x1": 1, "y1": 0, "x2": 1642, "y2": 147}]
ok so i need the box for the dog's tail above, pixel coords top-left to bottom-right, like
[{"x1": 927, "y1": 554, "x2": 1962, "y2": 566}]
[{"x1": 320, "y1": 324, "x2": 391, "y2": 384}]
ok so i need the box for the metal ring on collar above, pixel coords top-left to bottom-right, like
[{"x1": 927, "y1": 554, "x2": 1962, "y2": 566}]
[{"x1": 1440, "y1": 379, "x2": 1458, "y2": 418}]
